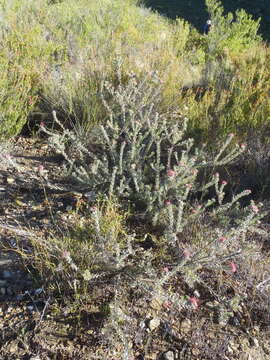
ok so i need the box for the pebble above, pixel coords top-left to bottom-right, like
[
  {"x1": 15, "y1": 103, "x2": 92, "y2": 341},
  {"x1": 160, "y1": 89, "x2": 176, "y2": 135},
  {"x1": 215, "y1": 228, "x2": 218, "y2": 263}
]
[
  {"x1": 162, "y1": 350, "x2": 174, "y2": 360},
  {"x1": 149, "y1": 318, "x2": 160, "y2": 331},
  {"x1": 6, "y1": 177, "x2": 15, "y2": 184},
  {"x1": 180, "y1": 319, "x2": 192, "y2": 334}
]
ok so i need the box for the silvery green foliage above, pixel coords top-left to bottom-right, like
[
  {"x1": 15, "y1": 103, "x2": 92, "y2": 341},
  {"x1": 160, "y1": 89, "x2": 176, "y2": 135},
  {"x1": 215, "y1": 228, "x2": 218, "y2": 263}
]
[
  {"x1": 43, "y1": 72, "x2": 247, "y2": 231},
  {"x1": 102, "y1": 298, "x2": 135, "y2": 360}
]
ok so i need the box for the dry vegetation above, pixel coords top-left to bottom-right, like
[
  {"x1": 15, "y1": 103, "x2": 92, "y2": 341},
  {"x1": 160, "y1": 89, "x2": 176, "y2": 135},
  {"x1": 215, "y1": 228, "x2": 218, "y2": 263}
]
[{"x1": 0, "y1": 0, "x2": 270, "y2": 359}]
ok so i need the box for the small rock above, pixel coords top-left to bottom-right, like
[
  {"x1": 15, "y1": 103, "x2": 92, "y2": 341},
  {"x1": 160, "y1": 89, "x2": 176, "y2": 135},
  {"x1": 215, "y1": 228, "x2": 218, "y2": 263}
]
[
  {"x1": 149, "y1": 318, "x2": 160, "y2": 331},
  {"x1": 8, "y1": 343, "x2": 18, "y2": 353},
  {"x1": 6, "y1": 177, "x2": 15, "y2": 184},
  {"x1": 149, "y1": 298, "x2": 162, "y2": 311},
  {"x1": 162, "y1": 350, "x2": 174, "y2": 360},
  {"x1": 180, "y1": 319, "x2": 192, "y2": 334}
]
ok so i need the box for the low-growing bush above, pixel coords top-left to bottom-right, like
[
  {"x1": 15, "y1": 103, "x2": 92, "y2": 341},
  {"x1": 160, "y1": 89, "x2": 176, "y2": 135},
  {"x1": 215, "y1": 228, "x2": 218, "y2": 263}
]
[
  {"x1": 42, "y1": 71, "x2": 249, "y2": 228},
  {"x1": 36, "y1": 72, "x2": 264, "y2": 294},
  {"x1": 10, "y1": 71, "x2": 268, "y2": 360}
]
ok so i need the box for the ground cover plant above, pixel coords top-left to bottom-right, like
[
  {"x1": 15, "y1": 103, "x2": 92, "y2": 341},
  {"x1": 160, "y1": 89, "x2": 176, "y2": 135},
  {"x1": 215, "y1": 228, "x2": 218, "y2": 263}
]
[{"x1": 0, "y1": 0, "x2": 270, "y2": 359}]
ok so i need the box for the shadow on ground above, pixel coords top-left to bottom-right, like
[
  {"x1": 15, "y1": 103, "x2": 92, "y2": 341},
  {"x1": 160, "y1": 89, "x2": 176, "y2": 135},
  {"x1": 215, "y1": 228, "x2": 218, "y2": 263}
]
[{"x1": 143, "y1": 0, "x2": 270, "y2": 41}]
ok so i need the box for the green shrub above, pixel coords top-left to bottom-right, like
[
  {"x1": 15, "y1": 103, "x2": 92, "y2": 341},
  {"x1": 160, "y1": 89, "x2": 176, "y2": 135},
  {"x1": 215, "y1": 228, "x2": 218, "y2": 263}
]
[
  {"x1": 0, "y1": 0, "x2": 60, "y2": 138},
  {"x1": 184, "y1": 44, "x2": 270, "y2": 141},
  {"x1": 205, "y1": 0, "x2": 261, "y2": 58}
]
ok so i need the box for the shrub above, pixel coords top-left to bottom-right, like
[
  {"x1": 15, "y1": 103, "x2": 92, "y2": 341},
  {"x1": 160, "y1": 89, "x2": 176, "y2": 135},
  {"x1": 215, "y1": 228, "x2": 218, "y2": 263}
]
[
  {"x1": 205, "y1": 0, "x2": 261, "y2": 59},
  {"x1": 21, "y1": 198, "x2": 135, "y2": 301},
  {"x1": 42, "y1": 71, "x2": 250, "y2": 227},
  {"x1": 0, "y1": 0, "x2": 60, "y2": 139},
  {"x1": 15, "y1": 71, "x2": 268, "y2": 360}
]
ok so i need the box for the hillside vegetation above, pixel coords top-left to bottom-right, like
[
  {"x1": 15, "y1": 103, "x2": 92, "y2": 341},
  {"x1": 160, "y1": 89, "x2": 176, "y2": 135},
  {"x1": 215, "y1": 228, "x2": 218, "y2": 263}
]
[
  {"x1": 0, "y1": 0, "x2": 270, "y2": 359},
  {"x1": 1, "y1": 0, "x2": 270, "y2": 142},
  {"x1": 144, "y1": 0, "x2": 270, "y2": 41}
]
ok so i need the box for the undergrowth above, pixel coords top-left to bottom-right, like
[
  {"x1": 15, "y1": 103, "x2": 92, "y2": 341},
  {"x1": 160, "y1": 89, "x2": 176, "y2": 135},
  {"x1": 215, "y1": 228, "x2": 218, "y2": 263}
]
[{"x1": 14, "y1": 71, "x2": 269, "y2": 358}]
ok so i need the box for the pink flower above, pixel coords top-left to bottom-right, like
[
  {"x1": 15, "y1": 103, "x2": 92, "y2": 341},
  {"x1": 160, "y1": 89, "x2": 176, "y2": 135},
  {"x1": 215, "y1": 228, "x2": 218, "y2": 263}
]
[
  {"x1": 219, "y1": 236, "x2": 226, "y2": 243},
  {"x1": 189, "y1": 296, "x2": 200, "y2": 309},
  {"x1": 240, "y1": 143, "x2": 246, "y2": 150},
  {"x1": 163, "y1": 267, "x2": 169, "y2": 273},
  {"x1": 38, "y1": 164, "x2": 44, "y2": 172},
  {"x1": 215, "y1": 172, "x2": 219, "y2": 178},
  {"x1": 40, "y1": 121, "x2": 45, "y2": 128},
  {"x1": 2, "y1": 153, "x2": 11, "y2": 160},
  {"x1": 192, "y1": 205, "x2": 201, "y2": 214},
  {"x1": 229, "y1": 261, "x2": 237, "y2": 273},
  {"x1": 186, "y1": 183, "x2": 192, "y2": 189},
  {"x1": 229, "y1": 133, "x2": 234, "y2": 138},
  {"x1": 167, "y1": 169, "x2": 176, "y2": 177},
  {"x1": 37, "y1": 165, "x2": 46, "y2": 176},
  {"x1": 164, "y1": 200, "x2": 172, "y2": 206},
  {"x1": 162, "y1": 300, "x2": 172, "y2": 310},
  {"x1": 90, "y1": 206, "x2": 97, "y2": 212},
  {"x1": 251, "y1": 204, "x2": 259, "y2": 213},
  {"x1": 221, "y1": 180, "x2": 227, "y2": 185}
]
